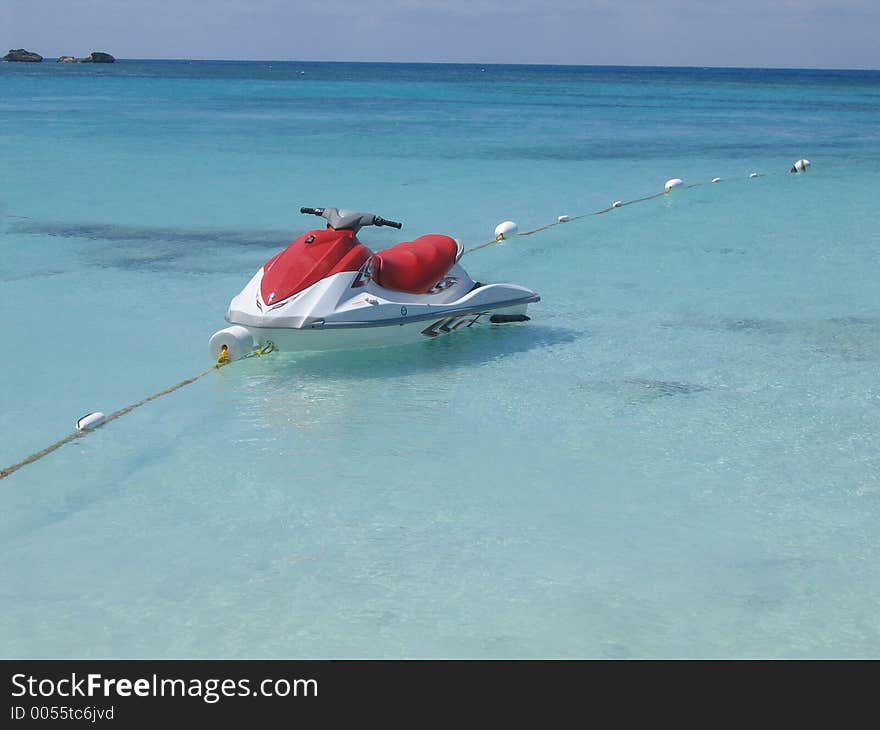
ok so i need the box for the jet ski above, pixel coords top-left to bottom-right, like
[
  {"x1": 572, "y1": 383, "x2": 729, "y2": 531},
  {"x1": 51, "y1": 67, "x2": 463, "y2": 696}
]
[{"x1": 209, "y1": 207, "x2": 540, "y2": 359}]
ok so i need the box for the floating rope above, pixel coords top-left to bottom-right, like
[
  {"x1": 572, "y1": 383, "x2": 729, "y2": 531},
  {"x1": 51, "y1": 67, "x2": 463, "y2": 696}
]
[
  {"x1": 0, "y1": 341, "x2": 276, "y2": 482},
  {"x1": 462, "y1": 162, "x2": 806, "y2": 256},
  {"x1": 3, "y1": 159, "x2": 811, "y2": 481}
]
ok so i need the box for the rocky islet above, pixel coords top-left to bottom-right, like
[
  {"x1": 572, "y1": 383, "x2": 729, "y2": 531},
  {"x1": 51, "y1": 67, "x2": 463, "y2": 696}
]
[{"x1": 4, "y1": 49, "x2": 116, "y2": 63}]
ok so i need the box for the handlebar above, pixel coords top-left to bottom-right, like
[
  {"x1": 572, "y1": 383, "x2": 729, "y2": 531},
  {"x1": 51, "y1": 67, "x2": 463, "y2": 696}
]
[{"x1": 300, "y1": 206, "x2": 402, "y2": 231}]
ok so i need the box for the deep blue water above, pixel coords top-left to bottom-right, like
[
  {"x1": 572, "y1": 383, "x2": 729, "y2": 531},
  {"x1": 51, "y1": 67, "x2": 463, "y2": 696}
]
[{"x1": 1, "y1": 60, "x2": 879, "y2": 658}]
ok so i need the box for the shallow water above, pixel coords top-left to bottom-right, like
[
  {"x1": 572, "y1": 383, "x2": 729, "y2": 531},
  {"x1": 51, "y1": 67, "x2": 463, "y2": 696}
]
[{"x1": 1, "y1": 61, "x2": 879, "y2": 658}]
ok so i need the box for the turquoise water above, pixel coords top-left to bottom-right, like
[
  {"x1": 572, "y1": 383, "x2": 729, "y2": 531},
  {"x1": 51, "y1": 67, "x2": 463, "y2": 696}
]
[{"x1": 2, "y1": 61, "x2": 879, "y2": 658}]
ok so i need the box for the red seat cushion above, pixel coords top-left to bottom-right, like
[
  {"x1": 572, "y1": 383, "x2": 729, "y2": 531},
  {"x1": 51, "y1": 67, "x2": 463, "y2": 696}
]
[{"x1": 371, "y1": 235, "x2": 458, "y2": 294}]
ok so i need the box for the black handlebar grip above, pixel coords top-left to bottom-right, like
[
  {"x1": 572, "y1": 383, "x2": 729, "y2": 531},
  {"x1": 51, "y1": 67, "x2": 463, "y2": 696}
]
[
  {"x1": 375, "y1": 216, "x2": 403, "y2": 229},
  {"x1": 300, "y1": 207, "x2": 324, "y2": 215}
]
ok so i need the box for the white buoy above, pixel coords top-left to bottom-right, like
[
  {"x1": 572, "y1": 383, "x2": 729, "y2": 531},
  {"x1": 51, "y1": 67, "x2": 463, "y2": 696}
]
[
  {"x1": 209, "y1": 325, "x2": 256, "y2": 361},
  {"x1": 749, "y1": 172, "x2": 759, "y2": 178},
  {"x1": 494, "y1": 221, "x2": 518, "y2": 240},
  {"x1": 664, "y1": 178, "x2": 684, "y2": 192},
  {"x1": 790, "y1": 158, "x2": 811, "y2": 173},
  {"x1": 711, "y1": 177, "x2": 722, "y2": 183},
  {"x1": 76, "y1": 412, "x2": 106, "y2": 431},
  {"x1": 612, "y1": 201, "x2": 623, "y2": 208},
  {"x1": 557, "y1": 215, "x2": 570, "y2": 223}
]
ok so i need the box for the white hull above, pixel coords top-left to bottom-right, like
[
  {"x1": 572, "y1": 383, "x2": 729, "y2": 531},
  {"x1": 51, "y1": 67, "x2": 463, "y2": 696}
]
[
  {"x1": 240, "y1": 302, "x2": 531, "y2": 353},
  {"x1": 211, "y1": 256, "x2": 539, "y2": 359}
]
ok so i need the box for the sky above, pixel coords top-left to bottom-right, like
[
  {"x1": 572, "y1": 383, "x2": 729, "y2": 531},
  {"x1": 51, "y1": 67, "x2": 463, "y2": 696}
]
[{"x1": 2, "y1": 0, "x2": 878, "y2": 69}]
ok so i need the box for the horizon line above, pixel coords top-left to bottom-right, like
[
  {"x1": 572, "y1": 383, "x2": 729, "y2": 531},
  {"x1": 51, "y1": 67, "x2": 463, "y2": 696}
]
[{"x1": 6, "y1": 55, "x2": 879, "y2": 72}]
